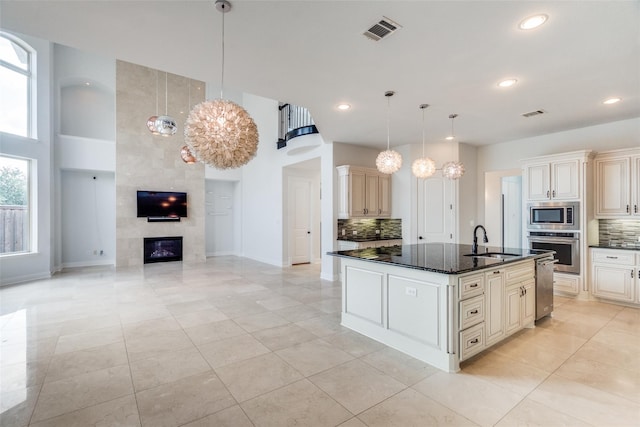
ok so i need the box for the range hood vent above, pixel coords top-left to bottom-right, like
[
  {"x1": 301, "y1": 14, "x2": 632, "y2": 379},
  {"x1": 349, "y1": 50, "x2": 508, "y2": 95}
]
[
  {"x1": 363, "y1": 17, "x2": 402, "y2": 41},
  {"x1": 522, "y1": 109, "x2": 546, "y2": 118}
]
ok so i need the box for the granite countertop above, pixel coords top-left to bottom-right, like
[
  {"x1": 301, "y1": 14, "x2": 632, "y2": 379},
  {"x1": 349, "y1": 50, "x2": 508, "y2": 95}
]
[
  {"x1": 337, "y1": 236, "x2": 402, "y2": 242},
  {"x1": 589, "y1": 244, "x2": 640, "y2": 251},
  {"x1": 328, "y1": 243, "x2": 554, "y2": 275}
]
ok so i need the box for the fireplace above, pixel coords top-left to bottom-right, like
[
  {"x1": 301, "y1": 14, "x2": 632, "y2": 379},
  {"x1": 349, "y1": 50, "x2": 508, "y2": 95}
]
[{"x1": 143, "y1": 236, "x2": 183, "y2": 264}]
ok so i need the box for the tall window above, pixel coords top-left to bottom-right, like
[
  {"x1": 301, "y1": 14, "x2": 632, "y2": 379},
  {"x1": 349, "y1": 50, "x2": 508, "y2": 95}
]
[
  {"x1": 0, "y1": 33, "x2": 33, "y2": 138},
  {"x1": 0, "y1": 155, "x2": 31, "y2": 255}
]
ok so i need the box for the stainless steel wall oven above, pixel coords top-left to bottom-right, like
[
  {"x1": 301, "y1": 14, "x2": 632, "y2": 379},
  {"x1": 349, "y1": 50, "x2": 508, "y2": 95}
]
[{"x1": 528, "y1": 231, "x2": 580, "y2": 274}]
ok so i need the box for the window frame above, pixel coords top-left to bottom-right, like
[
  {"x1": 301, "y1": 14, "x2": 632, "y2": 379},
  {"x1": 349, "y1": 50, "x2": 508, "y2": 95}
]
[
  {"x1": 0, "y1": 32, "x2": 35, "y2": 139},
  {"x1": 0, "y1": 154, "x2": 33, "y2": 256}
]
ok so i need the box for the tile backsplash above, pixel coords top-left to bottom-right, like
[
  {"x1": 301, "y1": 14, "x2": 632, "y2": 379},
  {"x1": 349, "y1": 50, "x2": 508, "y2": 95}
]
[
  {"x1": 337, "y1": 218, "x2": 402, "y2": 240},
  {"x1": 599, "y1": 219, "x2": 640, "y2": 248}
]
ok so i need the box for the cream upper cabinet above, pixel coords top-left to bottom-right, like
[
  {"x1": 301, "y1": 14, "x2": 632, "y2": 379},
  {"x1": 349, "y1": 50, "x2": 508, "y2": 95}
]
[
  {"x1": 595, "y1": 149, "x2": 640, "y2": 218},
  {"x1": 337, "y1": 165, "x2": 392, "y2": 218},
  {"x1": 525, "y1": 159, "x2": 580, "y2": 201}
]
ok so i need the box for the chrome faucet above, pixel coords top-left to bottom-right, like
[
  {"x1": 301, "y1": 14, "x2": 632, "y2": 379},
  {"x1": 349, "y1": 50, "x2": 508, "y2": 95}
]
[{"x1": 472, "y1": 225, "x2": 488, "y2": 254}]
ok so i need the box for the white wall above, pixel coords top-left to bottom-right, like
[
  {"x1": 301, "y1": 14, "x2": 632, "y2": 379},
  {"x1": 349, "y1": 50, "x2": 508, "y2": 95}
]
[
  {"x1": 0, "y1": 32, "x2": 54, "y2": 286},
  {"x1": 61, "y1": 170, "x2": 115, "y2": 267}
]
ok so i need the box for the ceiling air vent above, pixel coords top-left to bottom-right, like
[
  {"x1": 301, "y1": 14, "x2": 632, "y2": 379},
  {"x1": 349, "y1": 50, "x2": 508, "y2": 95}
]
[
  {"x1": 522, "y1": 109, "x2": 546, "y2": 118},
  {"x1": 363, "y1": 16, "x2": 402, "y2": 41}
]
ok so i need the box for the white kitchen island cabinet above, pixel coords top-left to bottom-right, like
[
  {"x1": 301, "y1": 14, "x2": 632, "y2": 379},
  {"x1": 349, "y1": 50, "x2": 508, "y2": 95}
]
[{"x1": 332, "y1": 243, "x2": 552, "y2": 372}]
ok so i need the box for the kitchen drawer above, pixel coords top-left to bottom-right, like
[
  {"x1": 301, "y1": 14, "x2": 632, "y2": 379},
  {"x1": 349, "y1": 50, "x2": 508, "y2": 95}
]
[
  {"x1": 459, "y1": 294, "x2": 485, "y2": 330},
  {"x1": 459, "y1": 322, "x2": 485, "y2": 361},
  {"x1": 459, "y1": 273, "x2": 485, "y2": 299},
  {"x1": 505, "y1": 262, "x2": 534, "y2": 285},
  {"x1": 591, "y1": 249, "x2": 635, "y2": 266}
]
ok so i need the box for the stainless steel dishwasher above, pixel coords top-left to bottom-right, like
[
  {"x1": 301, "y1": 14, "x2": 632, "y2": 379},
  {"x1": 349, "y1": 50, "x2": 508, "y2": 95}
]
[{"x1": 535, "y1": 256, "x2": 557, "y2": 321}]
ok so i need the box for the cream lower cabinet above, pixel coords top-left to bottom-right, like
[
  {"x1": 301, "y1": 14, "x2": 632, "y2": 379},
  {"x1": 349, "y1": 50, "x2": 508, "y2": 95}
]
[
  {"x1": 590, "y1": 248, "x2": 638, "y2": 304},
  {"x1": 458, "y1": 260, "x2": 536, "y2": 362},
  {"x1": 484, "y1": 269, "x2": 505, "y2": 346},
  {"x1": 337, "y1": 239, "x2": 402, "y2": 250},
  {"x1": 505, "y1": 280, "x2": 535, "y2": 336}
]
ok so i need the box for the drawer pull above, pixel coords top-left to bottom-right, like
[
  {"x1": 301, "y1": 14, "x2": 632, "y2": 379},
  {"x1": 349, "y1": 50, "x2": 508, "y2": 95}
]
[
  {"x1": 493, "y1": 271, "x2": 501, "y2": 274},
  {"x1": 469, "y1": 283, "x2": 478, "y2": 288},
  {"x1": 469, "y1": 338, "x2": 479, "y2": 344},
  {"x1": 469, "y1": 309, "x2": 479, "y2": 315},
  {"x1": 606, "y1": 256, "x2": 618, "y2": 259}
]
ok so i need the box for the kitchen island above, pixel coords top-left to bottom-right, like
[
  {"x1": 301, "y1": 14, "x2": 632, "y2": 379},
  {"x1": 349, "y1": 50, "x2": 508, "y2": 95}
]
[{"x1": 329, "y1": 243, "x2": 553, "y2": 372}]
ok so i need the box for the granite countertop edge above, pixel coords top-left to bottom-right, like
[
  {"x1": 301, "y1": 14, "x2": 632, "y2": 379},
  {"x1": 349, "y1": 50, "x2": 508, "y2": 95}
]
[
  {"x1": 328, "y1": 243, "x2": 554, "y2": 276},
  {"x1": 589, "y1": 245, "x2": 640, "y2": 251},
  {"x1": 336, "y1": 237, "x2": 403, "y2": 242}
]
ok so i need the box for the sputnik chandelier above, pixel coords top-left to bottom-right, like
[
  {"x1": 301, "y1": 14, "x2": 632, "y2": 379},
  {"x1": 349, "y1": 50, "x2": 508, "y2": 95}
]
[
  {"x1": 441, "y1": 113, "x2": 465, "y2": 180},
  {"x1": 375, "y1": 91, "x2": 403, "y2": 174},
  {"x1": 183, "y1": 0, "x2": 259, "y2": 169},
  {"x1": 411, "y1": 104, "x2": 436, "y2": 179}
]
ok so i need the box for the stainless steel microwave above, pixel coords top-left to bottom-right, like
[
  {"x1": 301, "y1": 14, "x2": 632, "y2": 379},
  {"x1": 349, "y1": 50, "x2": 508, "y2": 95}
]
[{"x1": 527, "y1": 202, "x2": 579, "y2": 230}]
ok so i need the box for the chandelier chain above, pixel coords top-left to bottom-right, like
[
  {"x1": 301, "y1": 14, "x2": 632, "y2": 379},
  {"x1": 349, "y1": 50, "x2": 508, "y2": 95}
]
[{"x1": 220, "y1": 8, "x2": 225, "y2": 99}]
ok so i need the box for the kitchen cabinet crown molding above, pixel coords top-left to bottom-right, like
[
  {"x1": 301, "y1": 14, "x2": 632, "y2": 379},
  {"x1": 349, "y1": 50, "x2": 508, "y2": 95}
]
[{"x1": 520, "y1": 149, "x2": 594, "y2": 165}]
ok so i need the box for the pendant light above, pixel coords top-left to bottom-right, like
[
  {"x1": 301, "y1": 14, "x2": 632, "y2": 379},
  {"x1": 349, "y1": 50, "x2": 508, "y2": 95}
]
[
  {"x1": 412, "y1": 104, "x2": 436, "y2": 179},
  {"x1": 441, "y1": 113, "x2": 465, "y2": 180},
  {"x1": 375, "y1": 91, "x2": 403, "y2": 174},
  {"x1": 146, "y1": 70, "x2": 160, "y2": 134},
  {"x1": 184, "y1": 0, "x2": 259, "y2": 170},
  {"x1": 155, "y1": 72, "x2": 177, "y2": 136}
]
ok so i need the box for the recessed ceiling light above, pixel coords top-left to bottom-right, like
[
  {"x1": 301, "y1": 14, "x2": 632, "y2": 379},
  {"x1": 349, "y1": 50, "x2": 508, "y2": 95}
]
[
  {"x1": 603, "y1": 97, "x2": 621, "y2": 105},
  {"x1": 446, "y1": 136, "x2": 454, "y2": 141},
  {"x1": 337, "y1": 103, "x2": 351, "y2": 111},
  {"x1": 85, "y1": 82, "x2": 91, "y2": 86},
  {"x1": 519, "y1": 14, "x2": 548, "y2": 30},
  {"x1": 498, "y1": 79, "x2": 518, "y2": 88}
]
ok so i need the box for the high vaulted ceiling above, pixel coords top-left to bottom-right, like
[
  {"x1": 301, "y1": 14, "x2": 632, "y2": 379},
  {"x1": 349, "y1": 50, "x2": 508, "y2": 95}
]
[{"x1": 2, "y1": 1, "x2": 639, "y2": 148}]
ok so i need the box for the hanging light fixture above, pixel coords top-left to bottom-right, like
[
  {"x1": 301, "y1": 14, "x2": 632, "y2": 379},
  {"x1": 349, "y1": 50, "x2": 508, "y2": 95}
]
[
  {"x1": 441, "y1": 113, "x2": 465, "y2": 180},
  {"x1": 146, "y1": 70, "x2": 160, "y2": 134},
  {"x1": 155, "y1": 72, "x2": 177, "y2": 136},
  {"x1": 184, "y1": 0, "x2": 259, "y2": 169},
  {"x1": 412, "y1": 104, "x2": 436, "y2": 179},
  {"x1": 375, "y1": 91, "x2": 403, "y2": 174}
]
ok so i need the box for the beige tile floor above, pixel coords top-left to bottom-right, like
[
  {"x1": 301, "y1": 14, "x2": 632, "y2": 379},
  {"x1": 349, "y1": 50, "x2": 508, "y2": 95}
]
[{"x1": 0, "y1": 256, "x2": 638, "y2": 426}]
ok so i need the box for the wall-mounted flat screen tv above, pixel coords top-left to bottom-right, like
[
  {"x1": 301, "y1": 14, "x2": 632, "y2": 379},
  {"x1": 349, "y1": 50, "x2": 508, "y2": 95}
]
[{"x1": 137, "y1": 191, "x2": 187, "y2": 218}]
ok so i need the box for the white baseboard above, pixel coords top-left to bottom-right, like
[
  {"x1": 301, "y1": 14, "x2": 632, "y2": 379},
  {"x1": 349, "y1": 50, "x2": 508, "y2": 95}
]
[
  {"x1": 206, "y1": 251, "x2": 239, "y2": 257},
  {"x1": 61, "y1": 260, "x2": 115, "y2": 269},
  {"x1": 0, "y1": 271, "x2": 52, "y2": 287}
]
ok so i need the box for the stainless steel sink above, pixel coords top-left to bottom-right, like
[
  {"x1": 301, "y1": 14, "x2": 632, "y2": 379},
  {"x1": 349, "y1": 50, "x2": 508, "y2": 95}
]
[{"x1": 464, "y1": 252, "x2": 520, "y2": 259}]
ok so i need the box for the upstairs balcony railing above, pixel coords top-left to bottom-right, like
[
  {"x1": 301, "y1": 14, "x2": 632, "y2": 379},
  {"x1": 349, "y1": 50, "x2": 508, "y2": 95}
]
[{"x1": 277, "y1": 103, "x2": 319, "y2": 149}]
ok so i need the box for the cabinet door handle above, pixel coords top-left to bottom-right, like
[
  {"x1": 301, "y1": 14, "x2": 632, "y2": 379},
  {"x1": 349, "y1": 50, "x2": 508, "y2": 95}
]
[
  {"x1": 378, "y1": 208, "x2": 382, "y2": 215},
  {"x1": 469, "y1": 309, "x2": 479, "y2": 315},
  {"x1": 469, "y1": 338, "x2": 479, "y2": 344},
  {"x1": 552, "y1": 190, "x2": 556, "y2": 198},
  {"x1": 546, "y1": 190, "x2": 550, "y2": 198},
  {"x1": 635, "y1": 204, "x2": 638, "y2": 213},
  {"x1": 632, "y1": 270, "x2": 634, "y2": 278},
  {"x1": 627, "y1": 205, "x2": 630, "y2": 213}
]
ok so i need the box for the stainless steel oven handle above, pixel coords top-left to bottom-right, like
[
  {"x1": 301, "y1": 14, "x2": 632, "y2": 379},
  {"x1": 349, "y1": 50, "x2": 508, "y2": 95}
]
[{"x1": 528, "y1": 237, "x2": 578, "y2": 244}]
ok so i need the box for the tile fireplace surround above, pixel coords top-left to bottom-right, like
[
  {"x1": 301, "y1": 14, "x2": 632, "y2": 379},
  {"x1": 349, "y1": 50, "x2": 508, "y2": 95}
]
[{"x1": 0, "y1": 257, "x2": 637, "y2": 426}]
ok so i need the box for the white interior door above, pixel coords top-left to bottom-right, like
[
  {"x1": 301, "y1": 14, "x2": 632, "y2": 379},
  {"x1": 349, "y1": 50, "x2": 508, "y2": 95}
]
[
  {"x1": 417, "y1": 172, "x2": 454, "y2": 243},
  {"x1": 290, "y1": 177, "x2": 312, "y2": 264}
]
